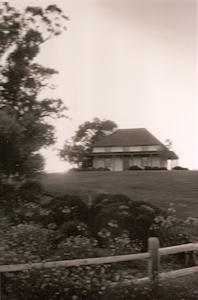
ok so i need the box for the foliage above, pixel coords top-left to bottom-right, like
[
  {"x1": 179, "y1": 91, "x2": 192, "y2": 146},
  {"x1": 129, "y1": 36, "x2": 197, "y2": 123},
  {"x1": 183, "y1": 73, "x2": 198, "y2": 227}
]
[
  {"x1": 0, "y1": 180, "x2": 45, "y2": 225},
  {"x1": 173, "y1": 166, "x2": 189, "y2": 170},
  {"x1": 103, "y1": 275, "x2": 198, "y2": 300},
  {"x1": 0, "y1": 223, "x2": 144, "y2": 300},
  {"x1": 96, "y1": 167, "x2": 110, "y2": 171},
  {"x1": 0, "y1": 223, "x2": 56, "y2": 265},
  {"x1": 157, "y1": 139, "x2": 175, "y2": 161},
  {"x1": 89, "y1": 193, "x2": 165, "y2": 251},
  {"x1": 1, "y1": 189, "x2": 198, "y2": 300},
  {"x1": 59, "y1": 118, "x2": 117, "y2": 167},
  {"x1": 0, "y1": 3, "x2": 68, "y2": 181},
  {"x1": 1, "y1": 225, "x2": 197, "y2": 300},
  {"x1": 44, "y1": 195, "x2": 88, "y2": 226},
  {"x1": 144, "y1": 166, "x2": 167, "y2": 170},
  {"x1": 150, "y1": 203, "x2": 198, "y2": 246},
  {"x1": 0, "y1": 224, "x2": 142, "y2": 300},
  {"x1": 149, "y1": 203, "x2": 198, "y2": 267},
  {"x1": 128, "y1": 165, "x2": 142, "y2": 170},
  {"x1": 2, "y1": 269, "x2": 198, "y2": 300},
  {"x1": 69, "y1": 167, "x2": 110, "y2": 171},
  {"x1": 165, "y1": 138, "x2": 173, "y2": 150},
  {"x1": 40, "y1": 194, "x2": 89, "y2": 231}
]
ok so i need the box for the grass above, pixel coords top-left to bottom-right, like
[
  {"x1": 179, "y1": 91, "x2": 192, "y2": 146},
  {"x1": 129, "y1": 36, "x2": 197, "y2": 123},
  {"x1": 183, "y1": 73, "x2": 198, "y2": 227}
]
[
  {"x1": 104, "y1": 273, "x2": 198, "y2": 300},
  {"x1": 41, "y1": 170, "x2": 198, "y2": 221}
]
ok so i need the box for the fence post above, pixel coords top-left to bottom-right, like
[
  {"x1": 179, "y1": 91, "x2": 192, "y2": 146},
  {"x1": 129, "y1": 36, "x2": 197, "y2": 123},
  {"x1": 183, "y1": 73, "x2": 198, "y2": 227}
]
[
  {"x1": 148, "y1": 237, "x2": 160, "y2": 284},
  {"x1": 88, "y1": 190, "x2": 92, "y2": 208}
]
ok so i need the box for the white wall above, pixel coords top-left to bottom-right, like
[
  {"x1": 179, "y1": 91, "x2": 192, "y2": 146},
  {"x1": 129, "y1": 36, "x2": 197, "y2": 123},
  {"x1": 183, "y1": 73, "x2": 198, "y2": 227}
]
[
  {"x1": 93, "y1": 157, "x2": 105, "y2": 168},
  {"x1": 132, "y1": 156, "x2": 141, "y2": 167},
  {"x1": 113, "y1": 156, "x2": 123, "y2": 171},
  {"x1": 151, "y1": 156, "x2": 161, "y2": 167}
]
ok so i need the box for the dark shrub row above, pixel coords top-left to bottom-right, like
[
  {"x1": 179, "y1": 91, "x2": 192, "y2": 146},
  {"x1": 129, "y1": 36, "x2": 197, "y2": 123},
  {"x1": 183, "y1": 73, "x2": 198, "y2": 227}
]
[
  {"x1": 1, "y1": 182, "x2": 193, "y2": 251},
  {"x1": 173, "y1": 166, "x2": 189, "y2": 170},
  {"x1": 69, "y1": 167, "x2": 110, "y2": 171},
  {"x1": 128, "y1": 165, "x2": 167, "y2": 171},
  {"x1": 144, "y1": 166, "x2": 167, "y2": 170},
  {"x1": 128, "y1": 165, "x2": 142, "y2": 170}
]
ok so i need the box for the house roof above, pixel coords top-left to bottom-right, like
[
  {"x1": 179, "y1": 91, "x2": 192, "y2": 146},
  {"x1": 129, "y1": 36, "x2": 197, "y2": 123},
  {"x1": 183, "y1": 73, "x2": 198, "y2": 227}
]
[{"x1": 93, "y1": 128, "x2": 166, "y2": 147}]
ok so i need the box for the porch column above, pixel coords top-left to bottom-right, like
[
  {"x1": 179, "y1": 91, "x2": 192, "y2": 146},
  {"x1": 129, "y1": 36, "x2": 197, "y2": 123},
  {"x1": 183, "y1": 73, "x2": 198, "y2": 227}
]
[
  {"x1": 150, "y1": 154, "x2": 153, "y2": 167},
  {"x1": 95, "y1": 155, "x2": 97, "y2": 168},
  {"x1": 131, "y1": 154, "x2": 133, "y2": 166},
  {"x1": 112, "y1": 155, "x2": 115, "y2": 171}
]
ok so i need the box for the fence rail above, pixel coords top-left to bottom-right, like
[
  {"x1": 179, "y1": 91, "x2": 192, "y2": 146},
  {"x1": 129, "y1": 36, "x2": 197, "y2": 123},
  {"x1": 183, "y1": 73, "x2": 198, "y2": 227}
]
[{"x1": 1, "y1": 238, "x2": 198, "y2": 284}]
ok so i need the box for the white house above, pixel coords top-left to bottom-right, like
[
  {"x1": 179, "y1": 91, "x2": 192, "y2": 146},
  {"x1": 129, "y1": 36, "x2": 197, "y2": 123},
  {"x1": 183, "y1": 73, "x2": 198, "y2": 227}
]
[{"x1": 87, "y1": 128, "x2": 178, "y2": 171}]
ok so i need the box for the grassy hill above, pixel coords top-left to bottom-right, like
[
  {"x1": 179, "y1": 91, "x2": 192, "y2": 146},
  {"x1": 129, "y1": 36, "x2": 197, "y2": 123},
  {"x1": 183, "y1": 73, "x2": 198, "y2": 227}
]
[{"x1": 41, "y1": 170, "x2": 198, "y2": 221}]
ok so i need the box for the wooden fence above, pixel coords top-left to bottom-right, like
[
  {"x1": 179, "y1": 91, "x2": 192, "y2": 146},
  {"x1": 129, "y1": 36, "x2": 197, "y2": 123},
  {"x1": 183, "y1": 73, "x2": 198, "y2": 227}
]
[{"x1": 0, "y1": 238, "x2": 198, "y2": 285}]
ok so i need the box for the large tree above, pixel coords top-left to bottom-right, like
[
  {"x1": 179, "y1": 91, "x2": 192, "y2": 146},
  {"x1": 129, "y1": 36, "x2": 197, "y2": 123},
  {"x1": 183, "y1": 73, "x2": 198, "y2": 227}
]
[
  {"x1": 0, "y1": 3, "x2": 68, "y2": 182},
  {"x1": 59, "y1": 118, "x2": 118, "y2": 167}
]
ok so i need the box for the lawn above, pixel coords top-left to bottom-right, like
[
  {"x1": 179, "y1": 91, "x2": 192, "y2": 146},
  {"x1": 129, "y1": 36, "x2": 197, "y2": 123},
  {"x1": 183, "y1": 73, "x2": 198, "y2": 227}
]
[{"x1": 41, "y1": 170, "x2": 198, "y2": 221}]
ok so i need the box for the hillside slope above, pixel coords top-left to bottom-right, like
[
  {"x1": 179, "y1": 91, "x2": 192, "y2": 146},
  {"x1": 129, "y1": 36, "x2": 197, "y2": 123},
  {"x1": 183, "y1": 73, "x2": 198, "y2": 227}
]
[{"x1": 41, "y1": 170, "x2": 198, "y2": 220}]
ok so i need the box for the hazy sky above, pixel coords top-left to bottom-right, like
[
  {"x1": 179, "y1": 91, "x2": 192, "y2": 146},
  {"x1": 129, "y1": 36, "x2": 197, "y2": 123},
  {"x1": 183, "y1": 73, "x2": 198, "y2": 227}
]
[{"x1": 12, "y1": 0, "x2": 197, "y2": 171}]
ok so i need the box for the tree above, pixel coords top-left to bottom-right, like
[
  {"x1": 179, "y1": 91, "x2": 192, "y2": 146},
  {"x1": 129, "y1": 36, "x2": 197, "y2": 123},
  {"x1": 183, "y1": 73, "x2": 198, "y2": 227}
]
[
  {"x1": 59, "y1": 118, "x2": 118, "y2": 167},
  {"x1": 156, "y1": 140, "x2": 172, "y2": 162},
  {"x1": 165, "y1": 139, "x2": 173, "y2": 150},
  {"x1": 0, "y1": 3, "x2": 68, "y2": 182}
]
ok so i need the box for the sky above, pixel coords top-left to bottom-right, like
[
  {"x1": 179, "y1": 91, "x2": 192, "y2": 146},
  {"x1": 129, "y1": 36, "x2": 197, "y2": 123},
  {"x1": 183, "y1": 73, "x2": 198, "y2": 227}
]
[{"x1": 11, "y1": 0, "x2": 197, "y2": 171}]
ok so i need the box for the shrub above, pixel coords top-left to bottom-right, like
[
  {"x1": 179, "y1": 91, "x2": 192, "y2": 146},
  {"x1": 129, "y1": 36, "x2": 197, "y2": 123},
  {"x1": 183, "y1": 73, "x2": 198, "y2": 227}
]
[
  {"x1": 0, "y1": 223, "x2": 56, "y2": 265},
  {"x1": 144, "y1": 166, "x2": 167, "y2": 170},
  {"x1": 86, "y1": 167, "x2": 96, "y2": 171},
  {"x1": 0, "y1": 180, "x2": 43, "y2": 203},
  {"x1": 128, "y1": 165, "x2": 142, "y2": 170},
  {"x1": 68, "y1": 167, "x2": 81, "y2": 171},
  {"x1": 6, "y1": 202, "x2": 42, "y2": 225},
  {"x1": 81, "y1": 157, "x2": 92, "y2": 169},
  {"x1": 0, "y1": 181, "x2": 44, "y2": 225},
  {"x1": 96, "y1": 167, "x2": 110, "y2": 171},
  {"x1": 1, "y1": 230, "x2": 143, "y2": 300},
  {"x1": 152, "y1": 166, "x2": 160, "y2": 170},
  {"x1": 2, "y1": 259, "x2": 197, "y2": 300},
  {"x1": 103, "y1": 274, "x2": 198, "y2": 300},
  {"x1": 0, "y1": 184, "x2": 17, "y2": 212},
  {"x1": 41, "y1": 194, "x2": 89, "y2": 228},
  {"x1": 90, "y1": 193, "x2": 165, "y2": 251},
  {"x1": 173, "y1": 166, "x2": 189, "y2": 170},
  {"x1": 144, "y1": 166, "x2": 152, "y2": 170},
  {"x1": 52, "y1": 221, "x2": 90, "y2": 245}
]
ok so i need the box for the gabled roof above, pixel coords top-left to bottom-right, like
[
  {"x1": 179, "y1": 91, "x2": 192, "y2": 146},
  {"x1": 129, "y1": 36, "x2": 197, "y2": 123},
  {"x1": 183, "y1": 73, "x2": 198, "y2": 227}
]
[{"x1": 93, "y1": 128, "x2": 165, "y2": 147}]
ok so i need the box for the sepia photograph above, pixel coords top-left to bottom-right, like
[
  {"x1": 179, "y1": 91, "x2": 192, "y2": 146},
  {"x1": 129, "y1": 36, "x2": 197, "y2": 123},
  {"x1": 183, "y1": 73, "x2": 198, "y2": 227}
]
[{"x1": 0, "y1": 0, "x2": 197, "y2": 299}]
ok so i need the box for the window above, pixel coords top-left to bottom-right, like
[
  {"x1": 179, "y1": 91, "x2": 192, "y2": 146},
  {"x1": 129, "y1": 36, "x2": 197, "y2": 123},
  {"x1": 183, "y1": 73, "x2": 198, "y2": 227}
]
[
  {"x1": 105, "y1": 158, "x2": 111, "y2": 167},
  {"x1": 142, "y1": 157, "x2": 148, "y2": 167},
  {"x1": 123, "y1": 146, "x2": 129, "y2": 152}
]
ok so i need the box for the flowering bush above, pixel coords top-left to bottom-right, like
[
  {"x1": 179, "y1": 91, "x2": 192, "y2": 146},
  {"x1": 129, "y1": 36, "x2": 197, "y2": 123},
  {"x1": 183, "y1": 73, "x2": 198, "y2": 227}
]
[
  {"x1": 41, "y1": 194, "x2": 89, "y2": 228},
  {"x1": 149, "y1": 203, "x2": 197, "y2": 247},
  {"x1": 0, "y1": 223, "x2": 56, "y2": 264},
  {"x1": 1, "y1": 228, "x2": 145, "y2": 300},
  {"x1": 90, "y1": 194, "x2": 165, "y2": 251},
  {"x1": 149, "y1": 203, "x2": 198, "y2": 268},
  {"x1": 2, "y1": 265, "x2": 197, "y2": 300},
  {"x1": 1, "y1": 188, "x2": 198, "y2": 300}
]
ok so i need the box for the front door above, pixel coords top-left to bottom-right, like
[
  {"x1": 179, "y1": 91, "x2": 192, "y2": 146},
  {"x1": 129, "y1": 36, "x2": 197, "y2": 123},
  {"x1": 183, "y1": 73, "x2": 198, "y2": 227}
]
[{"x1": 123, "y1": 156, "x2": 130, "y2": 171}]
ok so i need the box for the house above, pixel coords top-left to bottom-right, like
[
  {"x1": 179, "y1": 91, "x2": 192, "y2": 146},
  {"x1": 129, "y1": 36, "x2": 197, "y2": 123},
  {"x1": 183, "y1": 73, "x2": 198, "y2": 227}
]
[{"x1": 87, "y1": 128, "x2": 178, "y2": 171}]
